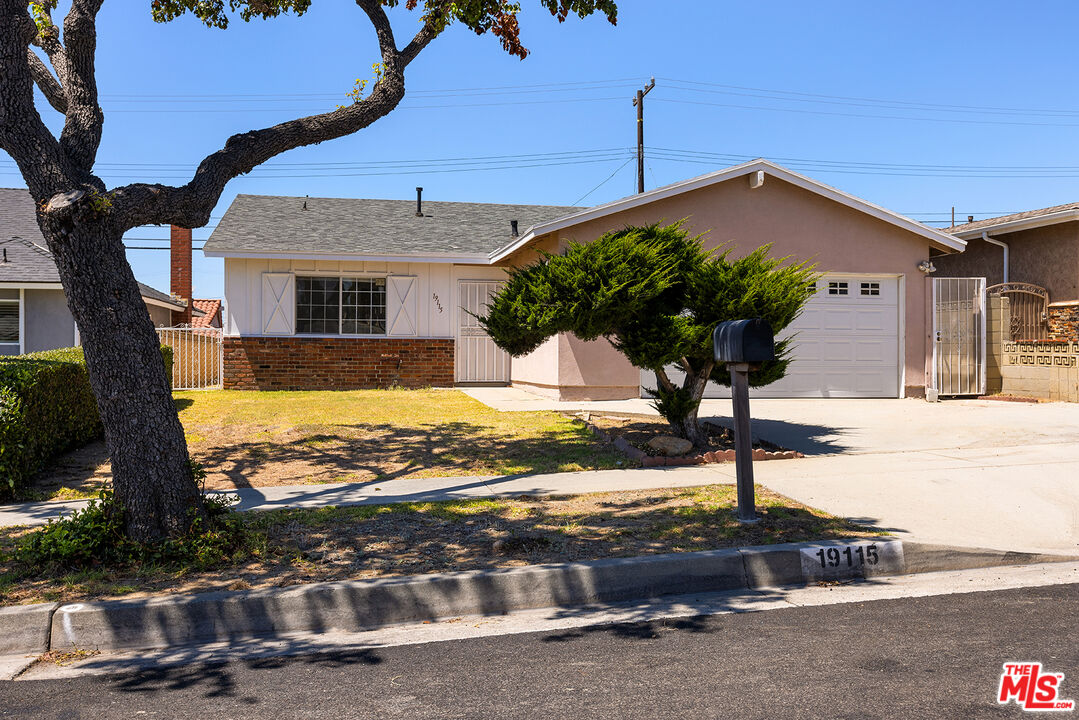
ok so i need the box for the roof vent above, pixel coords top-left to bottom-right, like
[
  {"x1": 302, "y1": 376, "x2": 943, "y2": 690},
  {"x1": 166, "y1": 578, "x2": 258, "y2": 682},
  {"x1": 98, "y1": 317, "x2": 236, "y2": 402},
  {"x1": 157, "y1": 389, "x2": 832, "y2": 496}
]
[
  {"x1": 415, "y1": 187, "x2": 424, "y2": 217},
  {"x1": 302, "y1": 195, "x2": 308, "y2": 211},
  {"x1": 968, "y1": 215, "x2": 974, "y2": 223},
  {"x1": 510, "y1": 220, "x2": 519, "y2": 237}
]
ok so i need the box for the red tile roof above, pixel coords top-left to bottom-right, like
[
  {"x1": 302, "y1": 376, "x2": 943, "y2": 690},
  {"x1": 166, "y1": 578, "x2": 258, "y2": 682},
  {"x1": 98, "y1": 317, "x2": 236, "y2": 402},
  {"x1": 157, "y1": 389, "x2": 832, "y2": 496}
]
[{"x1": 190, "y1": 298, "x2": 221, "y2": 328}]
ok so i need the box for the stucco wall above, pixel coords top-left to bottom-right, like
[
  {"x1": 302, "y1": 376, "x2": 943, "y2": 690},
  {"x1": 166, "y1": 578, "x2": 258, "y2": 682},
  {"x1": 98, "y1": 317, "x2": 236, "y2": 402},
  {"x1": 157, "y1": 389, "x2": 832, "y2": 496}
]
[
  {"x1": 504, "y1": 174, "x2": 937, "y2": 399},
  {"x1": 24, "y1": 288, "x2": 75, "y2": 353},
  {"x1": 934, "y1": 222, "x2": 1079, "y2": 302},
  {"x1": 146, "y1": 303, "x2": 174, "y2": 328}
]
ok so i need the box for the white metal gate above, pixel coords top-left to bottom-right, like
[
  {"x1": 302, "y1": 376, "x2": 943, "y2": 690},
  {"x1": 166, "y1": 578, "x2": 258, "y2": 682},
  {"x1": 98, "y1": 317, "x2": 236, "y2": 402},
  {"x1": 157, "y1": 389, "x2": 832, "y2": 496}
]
[
  {"x1": 456, "y1": 280, "x2": 510, "y2": 383},
  {"x1": 157, "y1": 326, "x2": 223, "y2": 390},
  {"x1": 931, "y1": 277, "x2": 986, "y2": 396}
]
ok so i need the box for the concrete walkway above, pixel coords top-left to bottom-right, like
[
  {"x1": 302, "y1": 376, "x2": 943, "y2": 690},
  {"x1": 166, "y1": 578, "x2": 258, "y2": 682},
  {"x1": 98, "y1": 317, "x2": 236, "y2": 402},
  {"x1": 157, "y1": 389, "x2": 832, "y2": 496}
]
[
  {"x1": 4, "y1": 390, "x2": 1076, "y2": 557},
  {"x1": 0, "y1": 466, "x2": 725, "y2": 529}
]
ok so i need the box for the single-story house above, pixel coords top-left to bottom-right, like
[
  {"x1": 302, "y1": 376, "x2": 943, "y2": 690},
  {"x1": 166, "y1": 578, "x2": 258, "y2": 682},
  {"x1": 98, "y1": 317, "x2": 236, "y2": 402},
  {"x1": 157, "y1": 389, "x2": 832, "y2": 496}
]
[
  {"x1": 0, "y1": 187, "x2": 191, "y2": 356},
  {"x1": 937, "y1": 205, "x2": 1079, "y2": 339},
  {"x1": 204, "y1": 159, "x2": 966, "y2": 400}
]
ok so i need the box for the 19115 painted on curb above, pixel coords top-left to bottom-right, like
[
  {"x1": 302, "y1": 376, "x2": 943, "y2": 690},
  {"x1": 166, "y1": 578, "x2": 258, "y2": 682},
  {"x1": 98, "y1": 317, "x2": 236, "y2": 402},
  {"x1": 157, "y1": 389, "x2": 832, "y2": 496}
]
[{"x1": 799, "y1": 540, "x2": 905, "y2": 581}]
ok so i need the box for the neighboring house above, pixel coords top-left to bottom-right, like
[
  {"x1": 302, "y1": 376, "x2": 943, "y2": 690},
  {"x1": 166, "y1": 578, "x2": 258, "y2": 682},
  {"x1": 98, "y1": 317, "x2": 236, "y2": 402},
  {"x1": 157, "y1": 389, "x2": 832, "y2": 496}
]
[
  {"x1": 190, "y1": 298, "x2": 222, "y2": 329},
  {"x1": 938, "y1": 205, "x2": 1079, "y2": 339},
  {"x1": 0, "y1": 187, "x2": 188, "y2": 356},
  {"x1": 205, "y1": 159, "x2": 966, "y2": 400}
]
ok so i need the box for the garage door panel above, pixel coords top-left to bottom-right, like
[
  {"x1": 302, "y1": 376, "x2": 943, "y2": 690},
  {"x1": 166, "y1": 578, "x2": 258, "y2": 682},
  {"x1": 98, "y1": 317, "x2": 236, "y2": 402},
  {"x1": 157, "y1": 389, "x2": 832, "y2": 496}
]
[
  {"x1": 855, "y1": 310, "x2": 891, "y2": 332},
  {"x1": 822, "y1": 310, "x2": 856, "y2": 331},
  {"x1": 643, "y1": 274, "x2": 901, "y2": 399}
]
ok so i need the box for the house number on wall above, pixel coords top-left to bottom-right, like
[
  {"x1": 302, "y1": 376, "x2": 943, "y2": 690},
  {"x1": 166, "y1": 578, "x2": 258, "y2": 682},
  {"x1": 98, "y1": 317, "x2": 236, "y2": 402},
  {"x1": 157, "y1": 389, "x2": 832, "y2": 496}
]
[{"x1": 432, "y1": 293, "x2": 443, "y2": 313}]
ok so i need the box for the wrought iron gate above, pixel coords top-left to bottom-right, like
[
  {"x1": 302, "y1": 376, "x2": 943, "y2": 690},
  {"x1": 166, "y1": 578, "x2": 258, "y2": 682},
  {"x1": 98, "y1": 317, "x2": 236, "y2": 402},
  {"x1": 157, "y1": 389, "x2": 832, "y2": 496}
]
[
  {"x1": 157, "y1": 326, "x2": 223, "y2": 390},
  {"x1": 986, "y1": 282, "x2": 1049, "y2": 341},
  {"x1": 931, "y1": 277, "x2": 986, "y2": 397}
]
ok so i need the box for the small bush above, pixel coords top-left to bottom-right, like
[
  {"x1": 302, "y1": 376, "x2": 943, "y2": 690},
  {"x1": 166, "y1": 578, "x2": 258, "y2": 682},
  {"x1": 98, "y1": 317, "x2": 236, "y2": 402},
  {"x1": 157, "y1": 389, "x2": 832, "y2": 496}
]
[
  {"x1": 12, "y1": 469, "x2": 245, "y2": 571},
  {"x1": 0, "y1": 345, "x2": 174, "y2": 498}
]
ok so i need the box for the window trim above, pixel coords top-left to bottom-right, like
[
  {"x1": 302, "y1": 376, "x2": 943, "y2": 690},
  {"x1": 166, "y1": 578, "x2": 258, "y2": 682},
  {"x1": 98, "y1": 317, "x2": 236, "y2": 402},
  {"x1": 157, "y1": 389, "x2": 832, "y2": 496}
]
[
  {"x1": 0, "y1": 290, "x2": 22, "y2": 353},
  {"x1": 294, "y1": 274, "x2": 388, "y2": 337}
]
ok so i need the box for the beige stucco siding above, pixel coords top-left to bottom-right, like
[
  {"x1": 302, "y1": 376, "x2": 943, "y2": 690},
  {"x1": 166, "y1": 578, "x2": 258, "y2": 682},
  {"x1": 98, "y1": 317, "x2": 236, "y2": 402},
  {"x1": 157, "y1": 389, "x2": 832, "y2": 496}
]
[{"x1": 504, "y1": 175, "x2": 937, "y2": 398}]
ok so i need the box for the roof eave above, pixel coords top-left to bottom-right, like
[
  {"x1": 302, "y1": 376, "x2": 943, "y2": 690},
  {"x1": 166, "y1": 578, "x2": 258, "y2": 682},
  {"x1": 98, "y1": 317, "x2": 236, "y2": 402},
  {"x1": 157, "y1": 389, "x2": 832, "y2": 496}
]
[
  {"x1": 202, "y1": 249, "x2": 494, "y2": 264},
  {"x1": 488, "y1": 159, "x2": 965, "y2": 262},
  {"x1": 952, "y1": 209, "x2": 1079, "y2": 239}
]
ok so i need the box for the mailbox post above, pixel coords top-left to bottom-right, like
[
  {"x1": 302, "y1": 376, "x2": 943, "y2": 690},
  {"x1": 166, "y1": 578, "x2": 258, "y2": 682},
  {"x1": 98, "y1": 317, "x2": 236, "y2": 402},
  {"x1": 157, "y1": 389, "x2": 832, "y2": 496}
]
[{"x1": 713, "y1": 319, "x2": 775, "y2": 524}]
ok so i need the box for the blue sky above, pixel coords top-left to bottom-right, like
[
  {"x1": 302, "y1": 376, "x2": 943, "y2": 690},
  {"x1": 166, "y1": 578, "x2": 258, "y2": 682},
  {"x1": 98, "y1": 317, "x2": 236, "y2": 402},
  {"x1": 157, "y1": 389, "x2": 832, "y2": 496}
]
[{"x1": 6, "y1": 1, "x2": 1079, "y2": 299}]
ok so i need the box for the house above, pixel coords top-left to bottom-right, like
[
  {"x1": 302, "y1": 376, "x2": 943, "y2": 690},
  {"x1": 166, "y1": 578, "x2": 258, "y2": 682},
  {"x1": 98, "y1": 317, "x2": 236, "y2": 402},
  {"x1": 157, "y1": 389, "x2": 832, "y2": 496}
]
[
  {"x1": 0, "y1": 187, "x2": 189, "y2": 356},
  {"x1": 203, "y1": 160, "x2": 966, "y2": 399},
  {"x1": 937, "y1": 205, "x2": 1079, "y2": 340}
]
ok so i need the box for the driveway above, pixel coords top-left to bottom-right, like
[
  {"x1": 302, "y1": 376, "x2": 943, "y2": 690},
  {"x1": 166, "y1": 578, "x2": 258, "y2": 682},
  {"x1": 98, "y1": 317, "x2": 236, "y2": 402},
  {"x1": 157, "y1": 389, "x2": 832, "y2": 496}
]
[{"x1": 464, "y1": 388, "x2": 1079, "y2": 556}]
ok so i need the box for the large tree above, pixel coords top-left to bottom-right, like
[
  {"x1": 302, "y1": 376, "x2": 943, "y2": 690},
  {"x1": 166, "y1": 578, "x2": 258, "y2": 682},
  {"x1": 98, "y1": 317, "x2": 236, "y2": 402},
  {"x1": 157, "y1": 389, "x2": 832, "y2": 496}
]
[
  {"x1": 479, "y1": 223, "x2": 818, "y2": 446},
  {"x1": 0, "y1": 0, "x2": 617, "y2": 542}
]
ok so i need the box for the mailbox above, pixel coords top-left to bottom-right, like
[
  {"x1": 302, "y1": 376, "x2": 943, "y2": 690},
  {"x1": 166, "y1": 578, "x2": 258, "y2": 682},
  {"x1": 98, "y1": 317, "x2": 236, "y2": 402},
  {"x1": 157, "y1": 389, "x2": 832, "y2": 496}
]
[{"x1": 713, "y1": 318, "x2": 775, "y2": 364}]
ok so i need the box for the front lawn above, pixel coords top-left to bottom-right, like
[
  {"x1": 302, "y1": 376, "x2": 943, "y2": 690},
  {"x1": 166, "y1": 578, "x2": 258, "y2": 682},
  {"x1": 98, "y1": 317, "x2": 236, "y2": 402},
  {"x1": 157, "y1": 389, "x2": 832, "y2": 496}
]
[
  {"x1": 31, "y1": 389, "x2": 629, "y2": 496},
  {"x1": 0, "y1": 484, "x2": 882, "y2": 606}
]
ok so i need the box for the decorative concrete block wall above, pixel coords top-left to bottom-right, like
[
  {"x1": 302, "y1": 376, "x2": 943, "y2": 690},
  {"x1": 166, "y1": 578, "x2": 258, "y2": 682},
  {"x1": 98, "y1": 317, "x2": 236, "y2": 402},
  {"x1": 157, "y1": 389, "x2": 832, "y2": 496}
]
[
  {"x1": 223, "y1": 337, "x2": 455, "y2": 390},
  {"x1": 999, "y1": 341, "x2": 1079, "y2": 402},
  {"x1": 986, "y1": 296, "x2": 1008, "y2": 395}
]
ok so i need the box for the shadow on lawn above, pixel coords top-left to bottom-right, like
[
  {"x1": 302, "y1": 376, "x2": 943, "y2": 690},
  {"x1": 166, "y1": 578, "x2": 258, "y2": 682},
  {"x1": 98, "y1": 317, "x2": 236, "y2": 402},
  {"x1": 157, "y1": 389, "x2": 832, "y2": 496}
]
[{"x1": 194, "y1": 421, "x2": 621, "y2": 490}]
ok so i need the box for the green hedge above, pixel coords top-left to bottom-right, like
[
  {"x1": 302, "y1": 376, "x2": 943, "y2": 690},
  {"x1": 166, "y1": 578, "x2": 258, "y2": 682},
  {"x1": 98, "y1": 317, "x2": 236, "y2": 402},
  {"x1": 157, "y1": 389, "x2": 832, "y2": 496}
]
[{"x1": 0, "y1": 345, "x2": 173, "y2": 498}]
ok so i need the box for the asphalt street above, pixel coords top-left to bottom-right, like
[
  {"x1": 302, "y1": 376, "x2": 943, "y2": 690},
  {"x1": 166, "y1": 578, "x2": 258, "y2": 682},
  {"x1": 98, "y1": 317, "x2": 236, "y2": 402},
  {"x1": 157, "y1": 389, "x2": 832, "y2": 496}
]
[{"x1": 2, "y1": 583, "x2": 1076, "y2": 719}]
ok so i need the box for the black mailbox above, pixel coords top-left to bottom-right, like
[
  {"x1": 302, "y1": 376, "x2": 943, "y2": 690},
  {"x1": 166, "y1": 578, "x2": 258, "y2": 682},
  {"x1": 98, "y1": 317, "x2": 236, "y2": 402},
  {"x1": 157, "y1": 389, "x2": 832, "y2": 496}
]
[{"x1": 713, "y1": 319, "x2": 775, "y2": 364}]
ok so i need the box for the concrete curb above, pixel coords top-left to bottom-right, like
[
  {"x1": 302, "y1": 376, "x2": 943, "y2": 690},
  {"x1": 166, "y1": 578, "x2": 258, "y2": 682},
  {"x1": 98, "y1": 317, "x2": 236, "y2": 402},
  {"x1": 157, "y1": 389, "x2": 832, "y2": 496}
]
[{"x1": 3, "y1": 539, "x2": 1074, "y2": 659}]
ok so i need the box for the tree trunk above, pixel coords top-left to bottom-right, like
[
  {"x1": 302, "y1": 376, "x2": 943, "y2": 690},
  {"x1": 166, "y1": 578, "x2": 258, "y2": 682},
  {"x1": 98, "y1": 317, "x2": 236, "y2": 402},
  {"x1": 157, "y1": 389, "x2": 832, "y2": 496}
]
[
  {"x1": 652, "y1": 364, "x2": 712, "y2": 447},
  {"x1": 38, "y1": 201, "x2": 202, "y2": 542}
]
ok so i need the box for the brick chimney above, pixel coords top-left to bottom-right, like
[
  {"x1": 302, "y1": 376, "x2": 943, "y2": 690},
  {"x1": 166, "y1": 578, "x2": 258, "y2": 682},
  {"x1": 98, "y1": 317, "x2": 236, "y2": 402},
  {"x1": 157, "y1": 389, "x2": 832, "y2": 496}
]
[{"x1": 170, "y1": 225, "x2": 192, "y2": 325}]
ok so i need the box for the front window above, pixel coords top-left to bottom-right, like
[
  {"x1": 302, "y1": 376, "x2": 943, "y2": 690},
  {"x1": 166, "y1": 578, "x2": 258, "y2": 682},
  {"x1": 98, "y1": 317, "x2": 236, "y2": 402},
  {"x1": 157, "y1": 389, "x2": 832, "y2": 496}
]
[
  {"x1": 0, "y1": 299, "x2": 18, "y2": 345},
  {"x1": 296, "y1": 276, "x2": 386, "y2": 335}
]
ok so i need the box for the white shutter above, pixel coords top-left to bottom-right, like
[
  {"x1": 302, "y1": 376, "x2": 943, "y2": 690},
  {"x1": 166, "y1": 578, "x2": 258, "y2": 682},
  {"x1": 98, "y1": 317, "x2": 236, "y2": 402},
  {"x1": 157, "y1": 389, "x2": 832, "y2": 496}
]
[
  {"x1": 261, "y1": 272, "x2": 295, "y2": 335},
  {"x1": 386, "y1": 275, "x2": 417, "y2": 336}
]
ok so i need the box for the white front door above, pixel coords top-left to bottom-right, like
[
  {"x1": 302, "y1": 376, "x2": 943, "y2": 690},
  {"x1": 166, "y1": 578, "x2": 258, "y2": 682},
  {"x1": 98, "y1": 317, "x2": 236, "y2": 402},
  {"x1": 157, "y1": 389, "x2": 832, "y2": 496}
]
[
  {"x1": 642, "y1": 274, "x2": 902, "y2": 399},
  {"x1": 456, "y1": 280, "x2": 510, "y2": 383}
]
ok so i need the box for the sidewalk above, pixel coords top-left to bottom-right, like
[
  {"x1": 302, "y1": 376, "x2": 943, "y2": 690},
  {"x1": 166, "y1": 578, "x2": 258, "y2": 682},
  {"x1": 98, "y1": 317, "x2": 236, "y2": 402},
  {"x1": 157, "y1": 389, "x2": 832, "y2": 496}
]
[
  {"x1": 0, "y1": 465, "x2": 728, "y2": 529},
  {"x1": 4, "y1": 442, "x2": 1077, "y2": 555}
]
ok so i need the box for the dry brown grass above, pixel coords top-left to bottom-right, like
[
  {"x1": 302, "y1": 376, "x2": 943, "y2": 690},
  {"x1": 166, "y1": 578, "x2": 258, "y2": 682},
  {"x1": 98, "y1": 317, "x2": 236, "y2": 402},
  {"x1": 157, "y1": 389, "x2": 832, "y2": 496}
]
[{"x1": 0, "y1": 484, "x2": 882, "y2": 606}]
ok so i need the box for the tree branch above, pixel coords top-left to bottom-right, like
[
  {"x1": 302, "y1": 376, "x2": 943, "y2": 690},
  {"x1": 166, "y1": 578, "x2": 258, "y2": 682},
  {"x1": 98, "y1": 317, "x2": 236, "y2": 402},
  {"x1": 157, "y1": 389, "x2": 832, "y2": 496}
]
[
  {"x1": 109, "y1": 1, "x2": 448, "y2": 230},
  {"x1": 58, "y1": 0, "x2": 105, "y2": 171},
  {"x1": 26, "y1": 48, "x2": 67, "y2": 114},
  {"x1": 655, "y1": 367, "x2": 676, "y2": 394},
  {"x1": 29, "y1": 3, "x2": 66, "y2": 81},
  {"x1": 0, "y1": 1, "x2": 77, "y2": 196}
]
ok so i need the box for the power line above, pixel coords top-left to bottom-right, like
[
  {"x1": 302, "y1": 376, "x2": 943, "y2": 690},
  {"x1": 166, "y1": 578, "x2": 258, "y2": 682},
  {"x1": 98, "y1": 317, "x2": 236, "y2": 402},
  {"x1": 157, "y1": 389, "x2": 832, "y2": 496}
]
[
  {"x1": 656, "y1": 76, "x2": 1079, "y2": 118},
  {"x1": 570, "y1": 157, "x2": 635, "y2": 206},
  {"x1": 652, "y1": 97, "x2": 1079, "y2": 129}
]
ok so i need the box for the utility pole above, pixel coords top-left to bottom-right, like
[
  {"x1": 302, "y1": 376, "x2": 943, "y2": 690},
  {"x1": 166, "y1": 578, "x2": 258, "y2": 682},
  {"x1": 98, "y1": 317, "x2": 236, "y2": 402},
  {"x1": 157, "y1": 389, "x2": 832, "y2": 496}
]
[{"x1": 633, "y1": 77, "x2": 655, "y2": 194}]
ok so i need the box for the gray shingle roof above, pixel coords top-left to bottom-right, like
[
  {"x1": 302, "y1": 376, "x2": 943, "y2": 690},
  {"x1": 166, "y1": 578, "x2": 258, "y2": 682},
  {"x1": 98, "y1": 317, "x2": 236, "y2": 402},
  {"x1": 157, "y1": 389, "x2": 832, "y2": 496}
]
[
  {"x1": 0, "y1": 236, "x2": 59, "y2": 283},
  {"x1": 203, "y1": 194, "x2": 579, "y2": 257},
  {"x1": 948, "y1": 202, "x2": 1079, "y2": 234},
  {"x1": 0, "y1": 187, "x2": 182, "y2": 308}
]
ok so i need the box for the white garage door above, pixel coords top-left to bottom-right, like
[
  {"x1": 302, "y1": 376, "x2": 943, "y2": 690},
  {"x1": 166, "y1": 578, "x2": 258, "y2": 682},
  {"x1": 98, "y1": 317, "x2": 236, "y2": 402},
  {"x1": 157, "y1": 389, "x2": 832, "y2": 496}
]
[{"x1": 641, "y1": 274, "x2": 901, "y2": 399}]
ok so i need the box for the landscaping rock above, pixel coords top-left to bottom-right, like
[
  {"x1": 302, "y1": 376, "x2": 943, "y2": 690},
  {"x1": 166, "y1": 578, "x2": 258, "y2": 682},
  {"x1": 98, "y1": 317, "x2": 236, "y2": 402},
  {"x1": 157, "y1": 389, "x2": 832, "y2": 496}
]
[{"x1": 646, "y1": 435, "x2": 694, "y2": 456}]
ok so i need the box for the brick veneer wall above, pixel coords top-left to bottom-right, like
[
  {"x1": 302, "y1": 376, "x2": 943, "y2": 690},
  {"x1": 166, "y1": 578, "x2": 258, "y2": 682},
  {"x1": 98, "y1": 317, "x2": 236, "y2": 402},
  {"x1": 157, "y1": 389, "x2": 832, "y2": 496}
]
[
  {"x1": 1048, "y1": 303, "x2": 1079, "y2": 341},
  {"x1": 223, "y1": 337, "x2": 455, "y2": 390}
]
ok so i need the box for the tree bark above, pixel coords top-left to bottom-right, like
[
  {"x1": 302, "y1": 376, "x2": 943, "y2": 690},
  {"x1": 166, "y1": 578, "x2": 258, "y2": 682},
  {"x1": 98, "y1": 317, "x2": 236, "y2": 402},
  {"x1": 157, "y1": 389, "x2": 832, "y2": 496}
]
[
  {"x1": 652, "y1": 363, "x2": 712, "y2": 447},
  {"x1": 38, "y1": 196, "x2": 201, "y2": 542}
]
